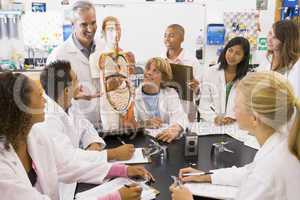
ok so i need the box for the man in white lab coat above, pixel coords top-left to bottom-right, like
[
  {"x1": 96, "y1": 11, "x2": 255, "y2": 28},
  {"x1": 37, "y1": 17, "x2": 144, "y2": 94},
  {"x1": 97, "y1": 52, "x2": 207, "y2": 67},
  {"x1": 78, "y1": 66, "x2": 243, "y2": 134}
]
[{"x1": 47, "y1": 0, "x2": 104, "y2": 127}]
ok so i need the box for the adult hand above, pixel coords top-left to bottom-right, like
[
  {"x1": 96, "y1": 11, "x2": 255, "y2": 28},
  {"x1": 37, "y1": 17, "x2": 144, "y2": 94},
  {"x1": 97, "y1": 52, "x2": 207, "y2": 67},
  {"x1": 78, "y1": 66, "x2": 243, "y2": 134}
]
[
  {"x1": 108, "y1": 144, "x2": 135, "y2": 161},
  {"x1": 127, "y1": 166, "x2": 155, "y2": 182},
  {"x1": 118, "y1": 184, "x2": 142, "y2": 200},
  {"x1": 169, "y1": 185, "x2": 193, "y2": 200},
  {"x1": 74, "y1": 85, "x2": 102, "y2": 100},
  {"x1": 156, "y1": 124, "x2": 182, "y2": 143},
  {"x1": 223, "y1": 117, "x2": 236, "y2": 125},
  {"x1": 86, "y1": 143, "x2": 102, "y2": 151},
  {"x1": 188, "y1": 79, "x2": 200, "y2": 95},
  {"x1": 178, "y1": 167, "x2": 211, "y2": 183}
]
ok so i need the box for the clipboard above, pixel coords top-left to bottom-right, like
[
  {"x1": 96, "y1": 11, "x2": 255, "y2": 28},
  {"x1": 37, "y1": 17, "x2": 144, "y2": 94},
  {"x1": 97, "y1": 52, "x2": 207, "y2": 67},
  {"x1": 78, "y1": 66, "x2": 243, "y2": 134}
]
[{"x1": 169, "y1": 63, "x2": 194, "y2": 101}]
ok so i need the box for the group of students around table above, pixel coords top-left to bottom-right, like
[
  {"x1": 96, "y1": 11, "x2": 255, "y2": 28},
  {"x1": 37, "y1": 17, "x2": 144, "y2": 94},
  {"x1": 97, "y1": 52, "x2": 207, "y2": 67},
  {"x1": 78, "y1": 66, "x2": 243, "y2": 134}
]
[{"x1": 1, "y1": 1, "x2": 300, "y2": 199}]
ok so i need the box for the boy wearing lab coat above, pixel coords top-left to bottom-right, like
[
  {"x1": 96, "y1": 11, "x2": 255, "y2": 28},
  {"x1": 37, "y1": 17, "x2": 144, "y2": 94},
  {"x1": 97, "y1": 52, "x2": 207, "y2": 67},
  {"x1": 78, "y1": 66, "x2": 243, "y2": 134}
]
[
  {"x1": 0, "y1": 72, "x2": 152, "y2": 200},
  {"x1": 39, "y1": 60, "x2": 135, "y2": 200},
  {"x1": 162, "y1": 24, "x2": 201, "y2": 122}
]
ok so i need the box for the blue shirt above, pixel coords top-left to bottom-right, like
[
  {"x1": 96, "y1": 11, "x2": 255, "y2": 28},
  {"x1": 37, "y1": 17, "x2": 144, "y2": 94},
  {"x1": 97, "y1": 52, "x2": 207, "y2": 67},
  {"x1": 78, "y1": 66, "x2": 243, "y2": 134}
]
[
  {"x1": 72, "y1": 33, "x2": 96, "y2": 59},
  {"x1": 142, "y1": 88, "x2": 160, "y2": 118}
]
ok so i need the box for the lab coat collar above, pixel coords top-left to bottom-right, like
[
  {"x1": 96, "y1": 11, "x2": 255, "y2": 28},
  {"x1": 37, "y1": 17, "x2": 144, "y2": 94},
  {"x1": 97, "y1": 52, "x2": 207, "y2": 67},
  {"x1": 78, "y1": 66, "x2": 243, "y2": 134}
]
[
  {"x1": 64, "y1": 36, "x2": 90, "y2": 65},
  {"x1": 27, "y1": 126, "x2": 52, "y2": 195},
  {"x1": 135, "y1": 84, "x2": 163, "y2": 118},
  {"x1": 135, "y1": 85, "x2": 151, "y2": 117},
  {"x1": 254, "y1": 132, "x2": 286, "y2": 162},
  {"x1": 64, "y1": 36, "x2": 78, "y2": 53},
  {"x1": 43, "y1": 93, "x2": 66, "y2": 116},
  {"x1": 2, "y1": 144, "x2": 33, "y2": 186},
  {"x1": 164, "y1": 48, "x2": 185, "y2": 64}
]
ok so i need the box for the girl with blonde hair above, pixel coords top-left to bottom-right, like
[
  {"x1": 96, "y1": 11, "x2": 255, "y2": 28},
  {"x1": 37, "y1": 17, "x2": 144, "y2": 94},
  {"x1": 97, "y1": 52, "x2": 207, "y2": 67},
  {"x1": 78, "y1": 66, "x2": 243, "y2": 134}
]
[
  {"x1": 134, "y1": 57, "x2": 188, "y2": 143},
  {"x1": 171, "y1": 71, "x2": 300, "y2": 200}
]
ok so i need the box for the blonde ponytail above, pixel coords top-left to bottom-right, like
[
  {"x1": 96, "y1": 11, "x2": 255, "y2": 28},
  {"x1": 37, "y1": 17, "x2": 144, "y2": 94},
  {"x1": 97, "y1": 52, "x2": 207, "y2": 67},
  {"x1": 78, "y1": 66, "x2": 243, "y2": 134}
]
[{"x1": 289, "y1": 99, "x2": 300, "y2": 160}]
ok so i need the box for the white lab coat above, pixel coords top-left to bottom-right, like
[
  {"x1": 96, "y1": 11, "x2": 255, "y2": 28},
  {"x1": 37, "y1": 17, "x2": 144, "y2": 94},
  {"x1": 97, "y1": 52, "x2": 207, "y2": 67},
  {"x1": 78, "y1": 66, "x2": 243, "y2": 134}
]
[
  {"x1": 287, "y1": 58, "x2": 300, "y2": 98},
  {"x1": 47, "y1": 36, "x2": 104, "y2": 126},
  {"x1": 43, "y1": 94, "x2": 108, "y2": 200},
  {"x1": 198, "y1": 64, "x2": 236, "y2": 122},
  {"x1": 44, "y1": 94, "x2": 106, "y2": 150},
  {"x1": 134, "y1": 86, "x2": 189, "y2": 130},
  {"x1": 211, "y1": 132, "x2": 300, "y2": 200},
  {"x1": 257, "y1": 57, "x2": 300, "y2": 98},
  {"x1": 0, "y1": 125, "x2": 112, "y2": 200},
  {"x1": 161, "y1": 49, "x2": 202, "y2": 122},
  {"x1": 161, "y1": 48, "x2": 201, "y2": 80}
]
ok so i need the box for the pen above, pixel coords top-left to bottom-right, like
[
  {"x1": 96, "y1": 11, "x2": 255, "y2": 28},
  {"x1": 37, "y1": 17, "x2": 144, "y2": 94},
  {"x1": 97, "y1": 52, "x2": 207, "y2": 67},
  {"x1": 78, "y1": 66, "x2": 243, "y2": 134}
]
[
  {"x1": 182, "y1": 172, "x2": 213, "y2": 177},
  {"x1": 117, "y1": 137, "x2": 126, "y2": 145},
  {"x1": 210, "y1": 106, "x2": 225, "y2": 117},
  {"x1": 210, "y1": 106, "x2": 217, "y2": 114}
]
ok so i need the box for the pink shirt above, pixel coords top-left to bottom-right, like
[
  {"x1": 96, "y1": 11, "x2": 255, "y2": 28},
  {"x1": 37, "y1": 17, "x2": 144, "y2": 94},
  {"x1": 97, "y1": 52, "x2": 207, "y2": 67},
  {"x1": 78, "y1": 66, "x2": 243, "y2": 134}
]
[{"x1": 97, "y1": 164, "x2": 128, "y2": 200}]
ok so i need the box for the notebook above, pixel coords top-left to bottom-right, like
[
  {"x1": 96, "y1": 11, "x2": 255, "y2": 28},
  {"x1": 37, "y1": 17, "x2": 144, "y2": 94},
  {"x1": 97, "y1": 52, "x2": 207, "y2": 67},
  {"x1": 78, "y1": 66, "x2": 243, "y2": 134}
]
[
  {"x1": 184, "y1": 182, "x2": 238, "y2": 199},
  {"x1": 75, "y1": 177, "x2": 159, "y2": 200},
  {"x1": 168, "y1": 63, "x2": 194, "y2": 101}
]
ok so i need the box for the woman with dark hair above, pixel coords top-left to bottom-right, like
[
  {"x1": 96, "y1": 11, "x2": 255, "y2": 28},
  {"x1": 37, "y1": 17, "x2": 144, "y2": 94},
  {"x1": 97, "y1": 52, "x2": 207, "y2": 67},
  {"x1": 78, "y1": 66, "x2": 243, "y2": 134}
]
[
  {"x1": 199, "y1": 36, "x2": 251, "y2": 125},
  {"x1": 0, "y1": 72, "x2": 153, "y2": 200},
  {"x1": 259, "y1": 20, "x2": 300, "y2": 97}
]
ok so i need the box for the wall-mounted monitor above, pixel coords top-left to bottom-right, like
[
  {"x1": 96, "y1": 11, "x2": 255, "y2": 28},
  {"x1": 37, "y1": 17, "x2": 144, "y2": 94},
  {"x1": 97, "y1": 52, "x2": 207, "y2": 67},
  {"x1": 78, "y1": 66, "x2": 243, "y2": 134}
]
[{"x1": 207, "y1": 24, "x2": 225, "y2": 45}]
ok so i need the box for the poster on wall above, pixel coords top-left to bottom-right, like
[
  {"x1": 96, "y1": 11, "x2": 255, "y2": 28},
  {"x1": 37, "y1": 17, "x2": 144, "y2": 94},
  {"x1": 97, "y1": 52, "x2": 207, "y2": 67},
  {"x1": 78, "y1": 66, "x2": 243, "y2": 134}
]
[
  {"x1": 61, "y1": 0, "x2": 70, "y2": 5},
  {"x1": 258, "y1": 37, "x2": 267, "y2": 51},
  {"x1": 256, "y1": 0, "x2": 268, "y2": 10},
  {"x1": 223, "y1": 11, "x2": 260, "y2": 50},
  {"x1": 32, "y1": 2, "x2": 46, "y2": 12}
]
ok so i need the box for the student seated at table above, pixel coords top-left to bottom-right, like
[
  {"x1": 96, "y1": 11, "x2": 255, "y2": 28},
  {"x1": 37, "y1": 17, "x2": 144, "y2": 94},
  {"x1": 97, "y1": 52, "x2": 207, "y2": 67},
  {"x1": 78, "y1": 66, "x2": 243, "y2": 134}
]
[
  {"x1": 40, "y1": 60, "x2": 135, "y2": 161},
  {"x1": 134, "y1": 57, "x2": 188, "y2": 143},
  {"x1": 0, "y1": 72, "x2": 154, "y2": 200},
  {"x1": 170, "y1": 71, "x2": 300, "y2": 200},
  {"x1": 198, "y1": 36, "x2": 251, "y2": 126},
  {"x1": 40, "y1": 60, "x2": 137, "y2": 199}
]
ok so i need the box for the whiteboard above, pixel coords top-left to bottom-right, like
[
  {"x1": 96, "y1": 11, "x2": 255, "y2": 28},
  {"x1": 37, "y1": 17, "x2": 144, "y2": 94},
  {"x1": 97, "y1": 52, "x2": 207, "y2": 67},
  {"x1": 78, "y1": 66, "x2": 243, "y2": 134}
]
[{"x1": 94, "y1": 2, "x2": 206, "y2": 64}]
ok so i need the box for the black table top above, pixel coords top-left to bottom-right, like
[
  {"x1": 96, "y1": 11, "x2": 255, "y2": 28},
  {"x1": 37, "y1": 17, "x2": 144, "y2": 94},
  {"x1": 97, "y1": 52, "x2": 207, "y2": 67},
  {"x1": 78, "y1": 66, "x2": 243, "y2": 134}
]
[{"x1": 75, "y1": 133, "x2": 257, "y2": 200}]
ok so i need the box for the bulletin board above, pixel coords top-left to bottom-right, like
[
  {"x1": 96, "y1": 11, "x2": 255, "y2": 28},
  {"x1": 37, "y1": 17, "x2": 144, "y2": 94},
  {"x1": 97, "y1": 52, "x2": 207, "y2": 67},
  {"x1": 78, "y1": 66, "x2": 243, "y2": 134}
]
[
  {"x1": 94, "y1": 2, "x2": 206, "y2": 64},
  {"x1": 223, "y1": 11, "x2": 259, "y2": 50}
]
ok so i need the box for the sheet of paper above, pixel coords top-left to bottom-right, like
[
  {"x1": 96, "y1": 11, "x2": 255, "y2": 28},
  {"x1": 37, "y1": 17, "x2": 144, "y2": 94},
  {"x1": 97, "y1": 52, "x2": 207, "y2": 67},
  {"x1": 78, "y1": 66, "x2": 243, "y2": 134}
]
[
  {"x1": 184, "y1": 182, "x2": 238, "y2": 200},
  {"x1": 145, "y1": 123, "x2": 169, "y2": 138},
  {"x1": 75, "y1": 177, "x2": 157, "y2": 200},
  {"x1": 243, "y1": 135, "x2": 260, "y2": 150},
  {"x1": 190, "y1": 122, "x2": 260, "y2": 150},
  {"x1": 109, "y1": 148, "x2": 150, "y2": 164},
  {"x1": 190, "y1": 122, "x2": 242, "y2": 136}
]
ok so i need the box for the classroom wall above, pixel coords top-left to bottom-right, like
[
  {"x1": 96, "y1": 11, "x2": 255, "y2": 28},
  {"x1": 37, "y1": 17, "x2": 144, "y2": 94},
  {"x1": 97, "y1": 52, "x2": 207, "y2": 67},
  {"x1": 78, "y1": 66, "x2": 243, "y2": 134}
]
[
  {"x1": 204, "y1": 0, "x2": 275, "y2": 66},
  {"x1": 22, "y1": 0, "x2": 276, "y2": 68}
]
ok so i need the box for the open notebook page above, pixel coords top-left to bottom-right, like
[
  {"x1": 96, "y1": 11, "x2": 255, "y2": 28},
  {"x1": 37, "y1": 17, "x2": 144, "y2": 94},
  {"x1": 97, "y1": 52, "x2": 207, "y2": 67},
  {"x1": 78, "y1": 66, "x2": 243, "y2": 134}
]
[
  {"x1": 184, "y1": 182, "x2": 238, "y2": 200},
  {"x1": 76, "y1": 177, "x2": 157, "y2": 200},
  {"x1": 109, "y1": 148, "x2": 150, "y2": 164}
]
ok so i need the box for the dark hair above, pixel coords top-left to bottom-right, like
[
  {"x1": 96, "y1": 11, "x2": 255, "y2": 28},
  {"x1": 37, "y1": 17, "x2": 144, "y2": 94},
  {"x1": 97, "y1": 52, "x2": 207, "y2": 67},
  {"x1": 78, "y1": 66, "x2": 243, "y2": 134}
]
[
  {"x1": 0, "y1": 72, "x2": 32, "y2": 150},
  {"x1": 40, "y1": 60, "x2": 73, "y2": 102},
  {"x1": 269, "y1": 20, "x2": 300, "y2": 71},
  {"x1": 167, "y1": 24, "x2": 185, "y2": 38},
  {"x1": 218, "y1": 36, "x2": 250, "y2": 82}
]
